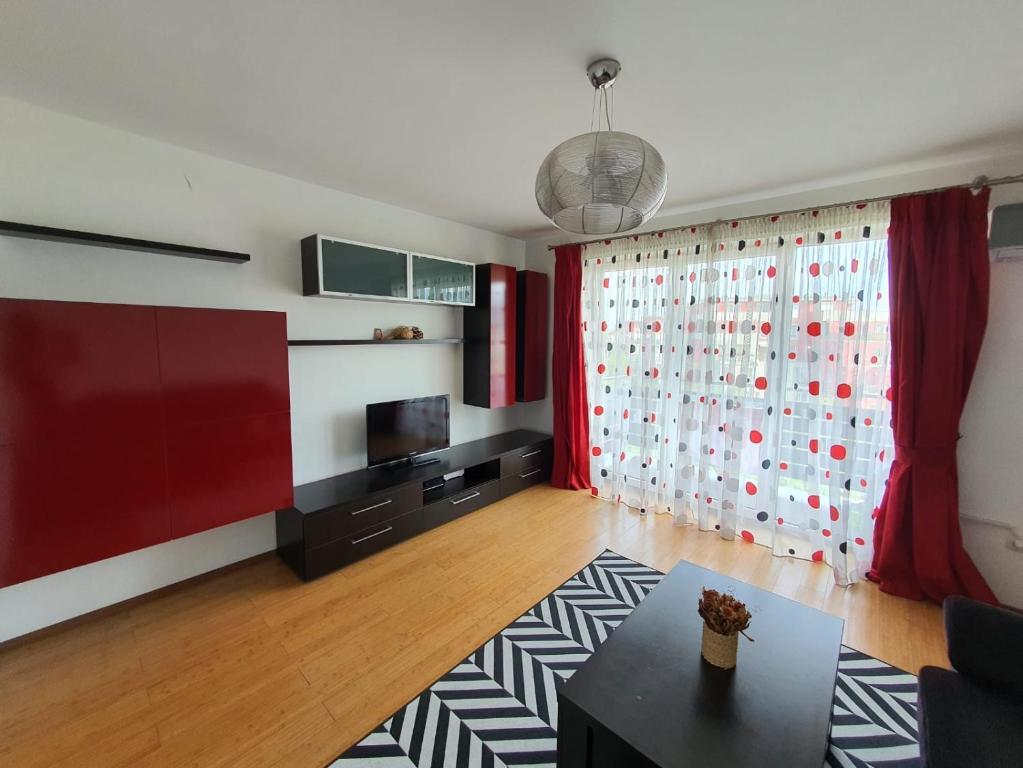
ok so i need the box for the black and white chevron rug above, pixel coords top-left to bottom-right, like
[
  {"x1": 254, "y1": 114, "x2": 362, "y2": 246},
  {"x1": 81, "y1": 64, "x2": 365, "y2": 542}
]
[{"x1": 331, "y1": 551, "x2": 920, "y2": 767}]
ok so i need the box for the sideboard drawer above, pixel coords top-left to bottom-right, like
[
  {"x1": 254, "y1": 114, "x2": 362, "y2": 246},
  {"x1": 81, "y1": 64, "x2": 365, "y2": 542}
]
[
  {"x1": 304, "y1": 483, "x2": 421, "y2": 546},
  {"x1": 501, "y1": 440, "x2": 552, "y2": 478},
  {"x1": 500, "y1": 462, "x2": 551, "y2": 497},
  {"x1": 304, "y1": 509, "x2": 423, "y2": 579},
  {"x1": 422, "y1": 480, "x2": 501, "y2": 532}
]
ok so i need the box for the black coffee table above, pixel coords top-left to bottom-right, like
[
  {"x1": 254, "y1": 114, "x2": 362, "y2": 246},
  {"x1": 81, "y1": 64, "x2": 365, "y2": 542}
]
[{"x1": 557, "y1": 559, "x2": 844, "y2": 767}]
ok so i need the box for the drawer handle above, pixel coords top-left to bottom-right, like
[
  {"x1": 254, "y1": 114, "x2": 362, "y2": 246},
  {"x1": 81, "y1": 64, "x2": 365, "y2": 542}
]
[
  {"x1": 351, "y1": 526, "x2": 393, "y2": 544},
  {"x1": 521, "y1": 449, "x2": 542, "y2": 458},
  {"x1": 352, "y1": 498, "x2": 392, "y2": 516},
  {"x1": 519, "y1": 469, "x2": 542, "y2": 479},
  {"x1": 451, "y1": 491, "x2": 481, "y2": 505}
]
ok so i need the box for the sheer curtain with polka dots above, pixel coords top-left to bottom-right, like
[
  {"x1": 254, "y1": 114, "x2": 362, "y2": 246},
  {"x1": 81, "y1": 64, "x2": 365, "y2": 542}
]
[{"x1": 581, "y1": 202, "x2": 893, "y2": 585}]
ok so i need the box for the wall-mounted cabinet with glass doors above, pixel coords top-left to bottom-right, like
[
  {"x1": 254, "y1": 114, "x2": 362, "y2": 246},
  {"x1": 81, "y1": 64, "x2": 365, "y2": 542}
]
[{"x1": 301, "y1": 234, "x2": 475, "y2": 306}]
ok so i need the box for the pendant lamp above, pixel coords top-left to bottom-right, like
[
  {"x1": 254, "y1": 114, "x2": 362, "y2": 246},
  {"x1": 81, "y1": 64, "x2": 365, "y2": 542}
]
[{"x1": 535, "y1": 58, "x2": 667, "y2": 235}]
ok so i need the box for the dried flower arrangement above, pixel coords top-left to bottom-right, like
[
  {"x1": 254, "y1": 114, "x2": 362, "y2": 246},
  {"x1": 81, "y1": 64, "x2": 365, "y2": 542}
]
[
  {"x1": 698, "y1": 588, "x2": 753, "y2": 639},
  {"x1": 387, "y1": 325, "x2": 424, "y2": 340}
]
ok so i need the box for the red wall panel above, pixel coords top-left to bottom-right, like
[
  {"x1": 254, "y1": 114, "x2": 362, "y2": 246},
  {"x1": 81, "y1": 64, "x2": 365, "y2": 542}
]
[
  {"x1": 0, "y1": 299, "x2": 170, "y2": 587},
  {"x1": 156, "y1": 307, "x2": 293, "y2": 537},
  {"x1": 165, "y1": 412, "x2": 293, "y2": 537},
  {"x1": 0, "y1": 299, "x2": 293, "y2": 587},
  {"x1": 156, "y1": 307, "x2": 291, "y2": 424}
]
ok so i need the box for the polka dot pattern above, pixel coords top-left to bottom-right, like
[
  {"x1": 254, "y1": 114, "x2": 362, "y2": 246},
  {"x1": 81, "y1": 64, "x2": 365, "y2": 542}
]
[{"x1": 581, "y1": 202, "x2": 894, "y2": 585}]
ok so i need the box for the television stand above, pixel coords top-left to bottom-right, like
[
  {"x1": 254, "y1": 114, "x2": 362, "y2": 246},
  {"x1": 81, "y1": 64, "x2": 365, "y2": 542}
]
[
  {"x1": 275, "y1": 430, "x2": 553, "y2": 581},
  {"x1": 379, "y1": 454, "x2": 442, "y2": 471}
]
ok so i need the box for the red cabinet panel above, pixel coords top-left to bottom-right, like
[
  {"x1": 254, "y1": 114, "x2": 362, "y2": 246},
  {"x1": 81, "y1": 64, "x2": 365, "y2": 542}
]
[
  {"x1": 516, "y1": 270, "x2": 548, "y2": 403},
  {"x1": 165, "y1": 412, "x2": 293, "y2": 538},
  {"x1": 156, "y1": 306, "x2": 292, "y2": 538},
  {"x1": 156, "y1": 307, "x2": 290, "y2": 424},
  {"x1": 0, "y1": 298, "x2": 293, "y2": 587},
  {"x1": 0, "y1": 299, "x2": 170, "y2": 587},
  {"x1": 491, "y1": 265, "x2": 517, "y2": 408},
  {"x1": 464, "y1": 263, "x2": 517, "y2": 408}
]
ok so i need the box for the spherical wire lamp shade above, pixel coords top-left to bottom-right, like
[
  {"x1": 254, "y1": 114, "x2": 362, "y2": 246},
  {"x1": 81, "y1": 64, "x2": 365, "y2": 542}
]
[{"x1": 535, "y1": 130, "x2": 667, "y2": 235}]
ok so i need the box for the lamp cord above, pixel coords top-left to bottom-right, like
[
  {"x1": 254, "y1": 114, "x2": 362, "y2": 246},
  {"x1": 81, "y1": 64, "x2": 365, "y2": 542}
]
[{"x1": 590, "y1": 85, "x2": 615, "y2": 133}]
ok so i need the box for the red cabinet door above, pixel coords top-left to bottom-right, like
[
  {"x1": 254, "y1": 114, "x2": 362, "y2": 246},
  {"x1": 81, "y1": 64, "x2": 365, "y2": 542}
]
[
  {"x1": 516, "y1": 270, "x2": 548, "y2": 402},
  {"x1": 156, "y1": 307, "x2": 291, "y2": 423},
  {"x1": 0, "y1": 299, "x2": 171, "y2": 587},
  {"x1": 156, "y1": 307, "x2": 293, "y2": 538},
  {"x1": 488, "y1": 264, "x2": 517, "y2": 408},
  {"x1": 0, "y1": 300, "x2": 294, "y2": 587},
  {"x1": 164, "y1": 411, "x2": 293, "y2": 537},
  {"x1": 463, "y1": 264, "x2": 517, "y2": 408}
]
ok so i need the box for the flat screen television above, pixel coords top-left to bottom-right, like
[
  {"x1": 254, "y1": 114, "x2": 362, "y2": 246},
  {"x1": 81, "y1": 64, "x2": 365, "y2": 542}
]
[{"x1": 366, "y1": 395, "x2": 450, "y2": 467}]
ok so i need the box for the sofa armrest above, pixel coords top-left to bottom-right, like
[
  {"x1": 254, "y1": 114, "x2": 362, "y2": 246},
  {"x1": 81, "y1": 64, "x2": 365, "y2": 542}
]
[
  {"x1": 918, "y1": 665, "x2": 1023, "y2": 768},
  {"x1": 945, "y1": 595, "x2": 1023, "y2": 698}
]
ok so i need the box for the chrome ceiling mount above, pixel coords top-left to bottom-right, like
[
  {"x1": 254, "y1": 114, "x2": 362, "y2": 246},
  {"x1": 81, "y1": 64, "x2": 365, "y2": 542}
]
[{"x1": 586, "y1": 58, "x2": 621, "y2": 90}]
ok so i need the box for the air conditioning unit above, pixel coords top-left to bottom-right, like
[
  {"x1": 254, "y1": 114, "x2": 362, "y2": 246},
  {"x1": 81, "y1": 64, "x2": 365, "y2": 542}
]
[{"x1": 990, "y1": 202, "x2": 1023, "y2": 262}]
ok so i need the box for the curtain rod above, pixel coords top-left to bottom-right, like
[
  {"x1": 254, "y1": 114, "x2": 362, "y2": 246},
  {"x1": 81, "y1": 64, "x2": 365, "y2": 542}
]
[{"x1": 546, "y1": 172, "x2": 1023, "y2": 251}]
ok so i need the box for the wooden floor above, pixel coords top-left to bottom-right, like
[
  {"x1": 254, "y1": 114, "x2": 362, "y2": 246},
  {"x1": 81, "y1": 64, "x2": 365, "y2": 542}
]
[{"x1": 0, "y1": 485, "x2": 947, "y2": 767}]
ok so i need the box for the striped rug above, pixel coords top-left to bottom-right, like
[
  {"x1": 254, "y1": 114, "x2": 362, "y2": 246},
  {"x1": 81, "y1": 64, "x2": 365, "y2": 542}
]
[{"x1": 331, "y1": 550, "x2": 920, "y2": 767}]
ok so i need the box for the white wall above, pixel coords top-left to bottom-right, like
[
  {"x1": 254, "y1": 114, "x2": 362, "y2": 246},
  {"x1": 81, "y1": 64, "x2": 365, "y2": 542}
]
[
  {"x1": 0, "y1": 95, "x2": 534, "y2": 640},
  {"x1": 522, "y1": 151, "x2": 1023, "y2": 607}
]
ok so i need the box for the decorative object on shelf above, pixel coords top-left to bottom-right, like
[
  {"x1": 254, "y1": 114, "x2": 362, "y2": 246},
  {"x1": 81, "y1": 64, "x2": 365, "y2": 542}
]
[
  {"x1": 389, "y1": 325, "x2": 414, "y2": 340},
  {"x1": 697, "y1": 587, "x2": 753, "y2": 669},
  {"x1": 0, "y1": 219, "x2": 249, "y2": 263},
  {"x1": 373, "y1": 327, "x2": 384, "y2": 340},
  {"x1": 410, "y1": 326, "x2": 424, "y2": 340},
  {"x1": 535, "y1": 58, "x2": 667, "y2": 235}
]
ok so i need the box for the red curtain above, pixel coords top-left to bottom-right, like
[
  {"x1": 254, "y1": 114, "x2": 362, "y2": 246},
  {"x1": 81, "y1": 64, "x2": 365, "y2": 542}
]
[
  {"x1": 869, "y1": 187, "x2": 997, "y2": 604},
  {"x1": 551, "y1": 244, "x2": 591, "y2": 490}
]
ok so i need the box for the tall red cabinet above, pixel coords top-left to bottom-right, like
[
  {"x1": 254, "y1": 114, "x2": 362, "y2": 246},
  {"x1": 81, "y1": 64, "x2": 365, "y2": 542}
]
[
  {"x1": 0, "y1": 298, "x2": 293, "y2": 587},
  {"x1": 515, "y1": 270, "x2": 548, "y2": 402},
  {"x1": 464, "y1": 264, "x2": 517, "y2": 408},
  {"x1": 463, "y1": 265, "x2": 550, "y2": 409}
]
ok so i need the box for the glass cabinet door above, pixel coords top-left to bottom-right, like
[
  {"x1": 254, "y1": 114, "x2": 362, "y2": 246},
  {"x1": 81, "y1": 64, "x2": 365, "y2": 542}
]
[
  {"x1": 411, "y1": 255, "x2": 475, "y2": 305},
  {"x1": 320, "y1": 238, "x2": 408, "y2": 299}
]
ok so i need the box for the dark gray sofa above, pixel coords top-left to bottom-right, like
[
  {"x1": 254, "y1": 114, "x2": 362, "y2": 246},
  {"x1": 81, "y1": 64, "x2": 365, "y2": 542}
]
[{"x1": 917, "y1": 596, "x2": 1023, "y2": 767}]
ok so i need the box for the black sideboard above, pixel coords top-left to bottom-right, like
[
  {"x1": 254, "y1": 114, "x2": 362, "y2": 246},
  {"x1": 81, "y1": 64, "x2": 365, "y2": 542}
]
[{"x1": 275, "y1": 429, "x2": 553, "y2": 580}]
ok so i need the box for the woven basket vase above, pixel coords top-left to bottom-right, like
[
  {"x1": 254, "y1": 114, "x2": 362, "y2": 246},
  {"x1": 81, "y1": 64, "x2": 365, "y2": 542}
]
[{"x1": 701, "y1": 623, "x2": 739, "y2": 669}]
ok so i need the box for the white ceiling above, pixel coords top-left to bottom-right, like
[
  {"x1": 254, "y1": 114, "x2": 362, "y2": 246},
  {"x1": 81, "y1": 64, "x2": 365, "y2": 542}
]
[{"x1": 2, "y1": 1, "x2": 1022, "y2": 240}]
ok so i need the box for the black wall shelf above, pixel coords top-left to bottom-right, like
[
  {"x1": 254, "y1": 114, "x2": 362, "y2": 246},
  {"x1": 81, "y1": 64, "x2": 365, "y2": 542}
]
[
  {"x1": 288, "y1": 338, "x2": 463, "y2": 347},
  {"x1": 0, "y1": 220, "x2": 250, "y2": 264}
]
